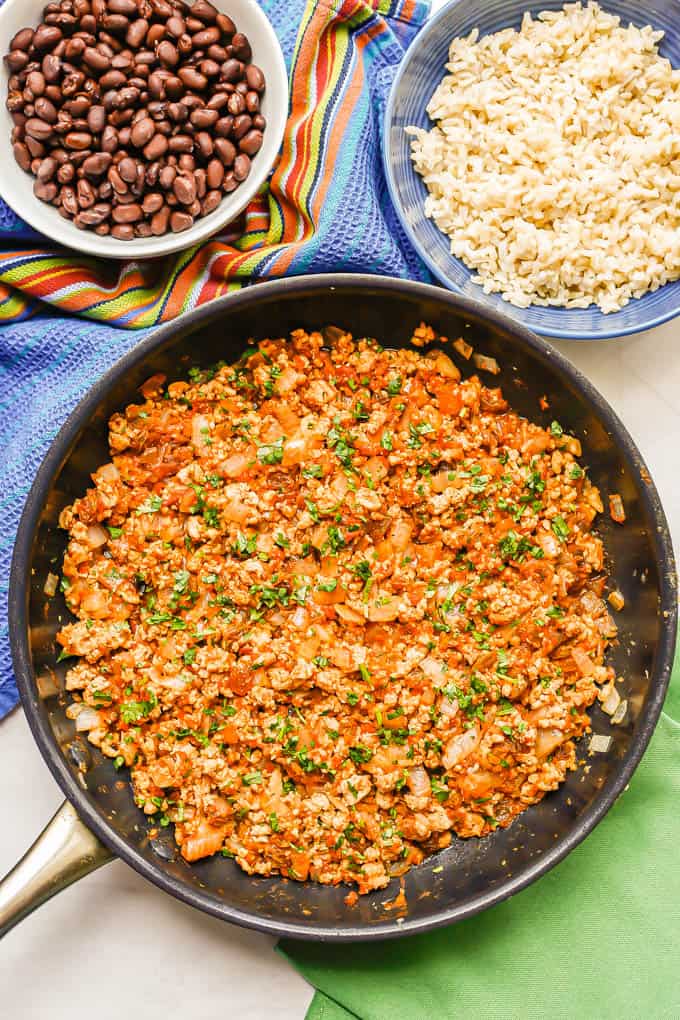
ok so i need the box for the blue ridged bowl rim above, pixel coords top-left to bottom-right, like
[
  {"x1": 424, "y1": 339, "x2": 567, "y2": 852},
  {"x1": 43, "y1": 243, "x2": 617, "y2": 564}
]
[{"x1": 383, "y1": 0, "x2": 680, "y2": 340}]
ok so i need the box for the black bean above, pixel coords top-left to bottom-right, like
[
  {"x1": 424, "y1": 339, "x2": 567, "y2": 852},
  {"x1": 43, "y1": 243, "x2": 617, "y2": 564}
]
[
  {"x1": 202, "y1": 188, "x2": 221, "y2": 214},
  {"x1": 25, "y1": 117, "x2": 54, "y2": 140},
  {"x1": 65, "y1": 130, "x2": 92, "y2": 149},
  {"x1": 233, "y1": 152, "x2": 250, "y2": 181},
  {"x1": 130, "y1": 116, "x2": 155, "y2": 147},
  {"x1": 150, "y1": 205, "x2": 170, "y2": 234},
  {"x1": 239, "y1": 129, "x2": 263, "y2": 157},
  {"x1": 232, "y1": 114, "x2": 252, "y2": 140},
  {"x1": 157, "y1": 41, "x2": 179, "y2": 68},
  {"x1": 230, "y1": 33, "x2": 251, "y2": 62},
  {"x1": 35, "y1": 97, "x2": 59, "y2": 123},
  {"x1": 13, "y1": 141, "x2": 32, "y2": 170},
  {"x1": 10, "y1": 28, "x2": 35, "y2": 51},
  {"x1": 34, "y1": 179, "x2": 58, "y2": 201},
  {"x1": 192, "y1": 1, "x2": 219, "y2": 24},
  {"x1": 82, "y1": 152, "x2": 113, "y2": 177},
  {"x1": 143, "y1": 133, "x2": 168, "y2": 160},
  {"x1": 36, "y1": 156, "x2": 58, "y2": 180},
  {"x1": 246, "y1": 64, "x2": 265, "y2": 93},
  {"x1": 214, "y1": 137, "x2": 236, "y2": 166},
  {"x1": 34, "y1": 25, "x2": 63, "y2": 51},
  {"x1": 170, "y1": 209, "x2": 193, "y2": 231}
]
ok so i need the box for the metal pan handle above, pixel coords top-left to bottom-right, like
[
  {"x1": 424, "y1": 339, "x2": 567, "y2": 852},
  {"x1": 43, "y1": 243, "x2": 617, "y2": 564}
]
[{"x1": 0, "y1": 800, "x2": 113, "y2": 938}]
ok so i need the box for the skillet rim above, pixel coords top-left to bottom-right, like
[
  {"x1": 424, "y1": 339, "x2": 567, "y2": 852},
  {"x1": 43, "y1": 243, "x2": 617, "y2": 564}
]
[{"x1": 8, "y1": 273, "x2": 678, "y2": 941}]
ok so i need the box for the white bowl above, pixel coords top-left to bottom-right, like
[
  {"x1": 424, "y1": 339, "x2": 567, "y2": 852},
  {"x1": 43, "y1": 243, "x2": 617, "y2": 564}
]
[{"x1": 0, "y1": 0, "x2": 288, "y2": 258}]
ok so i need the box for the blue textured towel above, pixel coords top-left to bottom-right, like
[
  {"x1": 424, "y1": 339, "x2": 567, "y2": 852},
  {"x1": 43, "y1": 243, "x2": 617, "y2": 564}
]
[{"x1": 0, "y1": 0, "x2": 430, "y2": 718}]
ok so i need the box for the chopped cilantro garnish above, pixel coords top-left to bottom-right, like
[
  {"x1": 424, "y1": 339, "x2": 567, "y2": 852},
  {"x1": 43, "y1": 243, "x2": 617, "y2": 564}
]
[
  {"x1": 136, "y1": 494, "x2": 162, "y2": 515},
  {"x1": 551, "y1": 515, "x2": 569, "y2": 541},
  {"x1": 120, "y1": 696, "x2": 156, "y2": 724},
  {"x1": 257, "y1": 438, "x2": 284, "y2": 465},
  {"x1": 242, "y1": 770, "x2": 263, "y2": 786},
  {"x1": 232, "y1": 532, "x2": 257, "y2": 558},
  {"x1": 430, "y1": 775, "x2": 449, "y2": 803},
  {"x1": 348, "y1": 745, "x2": 373, "y2": 765}
]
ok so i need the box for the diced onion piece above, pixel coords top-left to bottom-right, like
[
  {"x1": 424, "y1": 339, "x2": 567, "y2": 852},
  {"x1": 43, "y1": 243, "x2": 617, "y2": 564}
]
[
  {"x1": 608, "y1": 589, "x2": 625, "y2": 611},
  {"x1": 98, "y1": 463, "x2": 120, "y2": 482},
  {"x1": 432, "y1": 351, "x2": 460, "y2": 380},
  {"x1": 181, "y1": 824, "x2": 228, "y2": 863},
  {"x1": 388, "y1": 517, "x2": 412, "y2": 552},
  {"x1": 275, "y1": 366, "x2": 300, "y2": 395},
  {"x1": 609, "y1": 493, "x2": 626, "y2": 524},
  {"x1": 611, "y1": 698, "x2": 628, "y2": 725},
  {"x1": 407, "y1": 766, "x2": 430, "y2": 797},
  {"x1": 601, "y1": 685, "x2": 622, "y2": 716},
  {"x1": 44, "y1": 572, "x2": 59, "y2": 597},
  {"x1": 420, "y1": 656, "x2": 448, "y2": 683},
  {"x1": 367, "y1": 596, "x2": 400, "y2": 622},
  {"x1": 439, "y1": 695, "x2": 459, "y2": 721},
  {"x1": 159, "y1": 675, "x2": 189, "y2": 691},
  {"x1": 282, "y1": 435, "x2": 318, "y2": 467},
  {"x1": 192, "y1": 414, "x2": 210, "y2": 448},
  {"x1": 590, "y1": 734, "x2": 612, "y2": 753},
  {"x1": 86, "y1": 523, "x2": 108, "y2": 549},
  {"x1": 75, "y1": 706, "x2": 102, "y2": 732},
  {"x1": 453, "y1": 337, "x2": 473, "y2": 360},
  {"x1": 571, "y1": 646, "x2": 594, "y2": 677},
  {"x1": 472, "y1": 352, "x2": 500, "y2": 375},
  {"x1": 535, "y1": 727, "x2": 564, "y2": 758},
  {"x1": 291, "y1": 606, "x2": 309, "y2": 629},
  {"x1": 580, "y1": 590, "x2": 602, "y2": 615},
  {"x1": 336, "y1": 604, "x2": 365, "y2": 625},
  {"x1": 329, "y1": 646, "x2": 353, "y2": 671},
  {"x1": 222, "y1": 451, "x2": 251, "y2": 478},
  {"x1": 442, "y1": 727, "x2": 479, "y2": 769},
  {"x1": 537, "y1": 529, "x2": 560, "y2": 559}
]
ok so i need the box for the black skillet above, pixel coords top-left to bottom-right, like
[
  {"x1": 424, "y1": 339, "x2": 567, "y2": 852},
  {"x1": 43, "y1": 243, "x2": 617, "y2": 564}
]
[{"x1": 2, "y1": 274, "x2": 677, "y2": 940}]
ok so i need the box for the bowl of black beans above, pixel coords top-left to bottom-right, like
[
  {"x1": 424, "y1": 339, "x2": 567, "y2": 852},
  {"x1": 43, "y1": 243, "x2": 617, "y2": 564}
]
[{"x1": 0, "y1": 0, "x2": 288, "y2": 256}]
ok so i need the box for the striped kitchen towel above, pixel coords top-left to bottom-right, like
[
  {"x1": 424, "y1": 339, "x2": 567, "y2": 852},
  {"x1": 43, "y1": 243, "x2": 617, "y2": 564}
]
[{"x1": 0, "y1": 0, "x2": 431, "y2": 717}]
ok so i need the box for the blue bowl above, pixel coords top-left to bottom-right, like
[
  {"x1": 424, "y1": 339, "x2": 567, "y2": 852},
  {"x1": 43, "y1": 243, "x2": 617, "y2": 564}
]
[{"x1": 384, "y1": 0, "x2": 680, "y2": 339}]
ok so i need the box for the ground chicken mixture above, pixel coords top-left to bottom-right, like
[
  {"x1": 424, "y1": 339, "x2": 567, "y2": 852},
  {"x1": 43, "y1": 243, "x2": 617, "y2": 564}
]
[{"x1": 57, "y1": 326, "x2": 617, "y2": 894}]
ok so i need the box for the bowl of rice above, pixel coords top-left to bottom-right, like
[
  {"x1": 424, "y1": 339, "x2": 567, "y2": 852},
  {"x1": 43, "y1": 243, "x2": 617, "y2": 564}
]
[{"x1": 384, "y1": 0, "x2": 680, "y2": 339}]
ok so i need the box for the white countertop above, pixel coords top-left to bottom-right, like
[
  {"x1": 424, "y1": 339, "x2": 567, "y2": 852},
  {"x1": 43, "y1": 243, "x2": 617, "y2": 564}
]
[{"x1": 2, "y1": 0, "x2": 680, "y2": 1011}]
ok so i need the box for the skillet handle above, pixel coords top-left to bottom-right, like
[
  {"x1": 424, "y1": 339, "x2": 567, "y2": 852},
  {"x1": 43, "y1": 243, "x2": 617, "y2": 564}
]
[{"x1": 0, "y1": 800, "x2": 114, "y2": 938}]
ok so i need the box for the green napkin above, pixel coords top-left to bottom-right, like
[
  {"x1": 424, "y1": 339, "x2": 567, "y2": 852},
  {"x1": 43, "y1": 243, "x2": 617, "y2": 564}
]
[{"x1": 281, "y1": 643, "x2": 680, "y2": 1020}]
